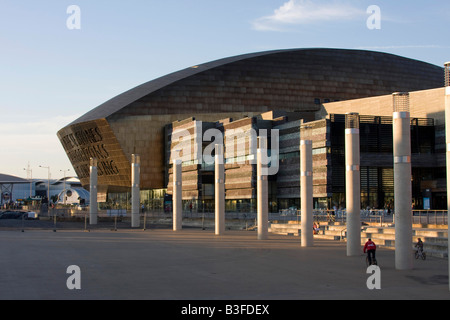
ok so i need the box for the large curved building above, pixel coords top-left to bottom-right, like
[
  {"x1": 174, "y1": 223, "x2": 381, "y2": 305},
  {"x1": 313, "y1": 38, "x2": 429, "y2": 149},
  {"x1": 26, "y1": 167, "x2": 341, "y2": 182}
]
[{"x1": 57, "y1": 48, "x2": 444, "y2": 202}]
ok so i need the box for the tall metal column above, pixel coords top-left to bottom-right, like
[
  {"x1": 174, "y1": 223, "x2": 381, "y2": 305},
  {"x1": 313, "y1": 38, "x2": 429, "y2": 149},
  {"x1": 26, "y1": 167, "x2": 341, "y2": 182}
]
[
  {"x1": 345, "y1": 113, "x2": 361, "y2": 256},
  {"x1": 173, "y1": 160, "x2": 182, "y2": 231},
  {"x1": 89, "y1": 157, "x2": 98, "y2": 225},
  {"x1": 257, "y1": 137, "x2": 269, "y2": 240},
  {"x1": 300, "y1": 125, "x2": 313, "y2": 247},
  {"x1": 131, "y1": 154, "x2": 141, "y2": 228},
  {"x1": 215, "y1": 144, "x2": 225, "y2": 235},
  {"x1": 393, "y1": 92, "x2": 413, "y2": 270},
  {"x1": 444, "y1": 62, "x2": 450, "y2": 290}
]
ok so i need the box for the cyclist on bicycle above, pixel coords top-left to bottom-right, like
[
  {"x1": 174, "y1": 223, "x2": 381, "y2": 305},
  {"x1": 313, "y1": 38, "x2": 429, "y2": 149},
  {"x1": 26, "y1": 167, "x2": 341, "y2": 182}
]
[
  {"x1": 364, "y1": 238, "x2": 377, "y2": 265},
  {"x1": 415, "y1": 238, "x2": 424, "y2": 254}
]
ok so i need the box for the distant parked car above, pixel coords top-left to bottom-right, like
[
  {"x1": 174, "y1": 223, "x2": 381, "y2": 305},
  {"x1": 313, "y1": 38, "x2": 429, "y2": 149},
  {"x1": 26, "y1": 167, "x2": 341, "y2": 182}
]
[
  {"x1": 26, "y1": 211, "x2": 39, "y2": 220},
  {"x1": 0, "y1": 211, "x2": 15, "y2": 219},
  {"x1": 0, "y1": 211, "x2": 26, "y2": 219}
]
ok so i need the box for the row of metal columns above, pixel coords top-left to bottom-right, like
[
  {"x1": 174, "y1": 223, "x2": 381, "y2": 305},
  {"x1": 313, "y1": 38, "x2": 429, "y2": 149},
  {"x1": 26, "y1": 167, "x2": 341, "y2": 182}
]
[
  {"x1": 165, "y1": 92, "x2": 424, "y2": 272},
  {"x1": 87, "y1": 62, "x2": 450, "y2": 287},
  {"x1": 344, "y1": 93, "x2": 413, "y2": 271},
  {"x1": 89, "y1": 155, "x2": 141, "y2": 228},
  {"x1": 86, "y1": 105, "x2": 419, "y2": 267}
]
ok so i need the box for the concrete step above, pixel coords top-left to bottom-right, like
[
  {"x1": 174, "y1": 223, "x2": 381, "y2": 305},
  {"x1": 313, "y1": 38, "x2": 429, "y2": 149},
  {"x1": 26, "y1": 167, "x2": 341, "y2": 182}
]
[
  {"x1": 271, "y1": 224, "x2": 358, "y2": 240},
  {"x1": 269, "y1": 222, "x2": 346, "y2": 237},
  {"x1": 364, "y1": 227, "x2": 396, "y2": 234},
  {"x1": 314, "y1": 234, "x2": 342, "y2": 240},
  {"x1": 361, "y1": 234, "x2": 448, "y2": 258},
  {"x1": 413, "y1": 229, "x2": 448, "y2": 238},
  {"x1": 413, "y1": 235, "x2": 447, "y2": 244},
  {"x1": 413, "y1": 224, "x2": 447, "y2": 230},
  {"x1": 361, "y1": 228, "x2": 448, "y2": 256},
  {"x1": 269, "y1": 223, "x2": 448, "y2": 258},
  {"x1": 269, "y1": 224, "x2": 301, "y2": 236},
  {"x1": 361, "y1": 237, "x2": 395, "y2": 247},
  {"x1": 325, "y1": 225, "x2": 347, "y2": 231},
  {"x1": 322, "y1": 229, "x2": 345, "y2": 237},
  {"x1": 362, "y1": 232, "x2": 396, "y2": 241}
]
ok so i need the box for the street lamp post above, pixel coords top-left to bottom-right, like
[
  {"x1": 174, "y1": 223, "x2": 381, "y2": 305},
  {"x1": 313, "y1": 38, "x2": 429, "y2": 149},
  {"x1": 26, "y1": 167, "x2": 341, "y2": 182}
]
[
  {"x1": 23, "y1": 165, "x2": 33, "y2": 198},
  {"x1": 39, "y1": 165, "x2": 51, "y2": 203}
]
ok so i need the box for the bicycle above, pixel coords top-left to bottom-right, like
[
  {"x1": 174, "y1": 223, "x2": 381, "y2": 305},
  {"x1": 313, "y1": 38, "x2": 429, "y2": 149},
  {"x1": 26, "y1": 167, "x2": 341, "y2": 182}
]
[
  {"x1": 327, "y1": 213, "x2": 336, "y2": 223},
  {"x1": 415, "y1": 248, "x2": 426, "y2": 260}
]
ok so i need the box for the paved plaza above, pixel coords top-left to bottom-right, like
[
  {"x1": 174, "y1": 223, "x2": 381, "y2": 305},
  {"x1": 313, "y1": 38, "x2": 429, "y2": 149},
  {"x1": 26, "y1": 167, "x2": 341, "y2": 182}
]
[{"x1": 0, "y1": 226, "x2": 448, "y2": 301}]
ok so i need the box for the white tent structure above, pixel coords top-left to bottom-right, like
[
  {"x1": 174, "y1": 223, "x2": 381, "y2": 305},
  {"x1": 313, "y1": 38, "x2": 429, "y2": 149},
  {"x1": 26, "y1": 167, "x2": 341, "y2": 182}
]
[{"x1": 57, "y1": 188, "x2": 90, "y2": 205}]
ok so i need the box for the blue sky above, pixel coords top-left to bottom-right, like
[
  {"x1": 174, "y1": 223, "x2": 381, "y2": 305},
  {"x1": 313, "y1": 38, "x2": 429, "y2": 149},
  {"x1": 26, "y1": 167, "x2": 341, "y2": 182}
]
[{"x1": 1, "y1": 0, "x2": 449, "y2": 179}]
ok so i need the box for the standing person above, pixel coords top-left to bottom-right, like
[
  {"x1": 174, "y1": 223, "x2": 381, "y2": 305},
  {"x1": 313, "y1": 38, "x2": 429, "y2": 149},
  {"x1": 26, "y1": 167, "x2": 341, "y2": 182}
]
[
  {"x1": 364, "y1": 238, "x2": 377, "y2": 265},
  {"x1": 313, "y1": 222, "x2": 320, "y2": 234}
]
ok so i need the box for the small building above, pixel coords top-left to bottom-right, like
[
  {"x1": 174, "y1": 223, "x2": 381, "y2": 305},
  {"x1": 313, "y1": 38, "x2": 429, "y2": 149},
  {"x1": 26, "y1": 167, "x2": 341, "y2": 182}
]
[
  {"x1": 0, "y1": 174, "x2": 84, "y2": 206},
  {"x1": 57, "y1": 188, "x2": 90, "y2": 205},
  {"x1": 0, "y1": 173, "x2": 31, "y2": 206}
]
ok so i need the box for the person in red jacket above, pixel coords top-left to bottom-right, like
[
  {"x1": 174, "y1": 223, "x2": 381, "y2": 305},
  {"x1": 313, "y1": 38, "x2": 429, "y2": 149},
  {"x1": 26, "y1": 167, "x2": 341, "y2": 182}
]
[{"x1": 364, "y1": 238, "x2": 377, "y2": 265}]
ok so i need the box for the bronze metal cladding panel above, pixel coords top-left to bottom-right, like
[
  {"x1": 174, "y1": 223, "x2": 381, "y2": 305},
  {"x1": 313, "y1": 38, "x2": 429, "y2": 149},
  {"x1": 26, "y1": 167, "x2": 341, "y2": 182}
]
[
  {"x1": 109, "y1": 112, "x2": 257, "y2": 191},
  {"x1": 108, "y1": 49, "x2": 443, "y2": 121},
  {"x1": 71, "y1": 49, "x2": 443, "y2": 127},
  {"x1": 57, "y1": 119, "x2": 131, "y2": 192}
]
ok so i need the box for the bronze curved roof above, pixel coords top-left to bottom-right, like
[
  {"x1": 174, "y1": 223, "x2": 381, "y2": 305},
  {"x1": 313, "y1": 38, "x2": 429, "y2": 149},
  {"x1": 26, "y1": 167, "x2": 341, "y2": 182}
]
[
  {"x1": 70, "y1": 49, "x2": 290, "y2": 125},
  {"x1": 69, "y1": 48, "x2": 443, "y2": 125}
]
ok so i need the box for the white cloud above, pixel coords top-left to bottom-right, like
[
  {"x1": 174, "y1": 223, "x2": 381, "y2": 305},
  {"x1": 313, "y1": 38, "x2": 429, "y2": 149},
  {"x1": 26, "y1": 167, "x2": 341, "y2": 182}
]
[{"x1": 252, "y1": 0, "x2": 366, "y2": 31}]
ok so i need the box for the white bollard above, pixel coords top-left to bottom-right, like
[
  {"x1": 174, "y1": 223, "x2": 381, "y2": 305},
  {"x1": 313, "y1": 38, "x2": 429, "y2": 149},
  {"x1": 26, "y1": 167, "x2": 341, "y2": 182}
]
[
  {"x1": 215, "y1": 144, "x2": 225, "y2": 235},
  {"x1": 173, "y1": 160, "x2": 182, "y2": 231},
  {"x1": 444, "y1": 62, "x2": 450, "y2": 290},
  {"x1": 393, "y1": 92, "x2": 413, "y2": 270},
  {"x1": 345, "y1": 113, "x2": 361, "y2": 256},
  {"x1": 257, "y1": 137, "x2": 269, "y2": 240},
  {"x1": 300, "y1": 125, "x2": 313, "y2": 247},
  {"x1": 131, "y1": 154, "x2": 141, "y2": 228}
]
